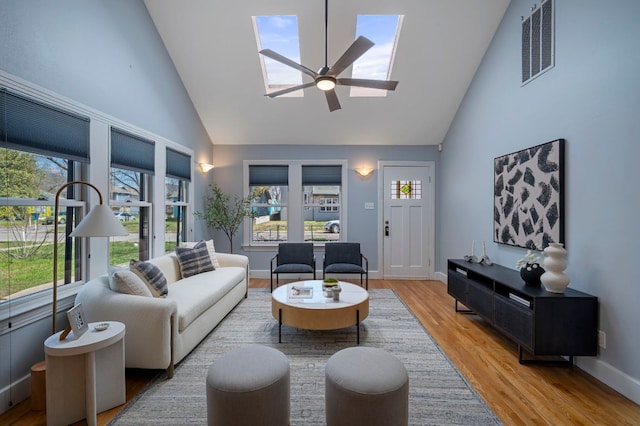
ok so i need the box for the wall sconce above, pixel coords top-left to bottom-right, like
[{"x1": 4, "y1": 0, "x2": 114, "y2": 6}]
[
  {"x1": 200, "y1": 163, "x2": 215, "y2": 173},
  {"x1": 355, "y1": 167, "x2": 374, "y2": 177}
]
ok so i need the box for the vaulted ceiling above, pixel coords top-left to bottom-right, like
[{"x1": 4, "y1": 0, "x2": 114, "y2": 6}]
[{"x1": 144, "y1": 0, "x2": 510, "y2": 146}]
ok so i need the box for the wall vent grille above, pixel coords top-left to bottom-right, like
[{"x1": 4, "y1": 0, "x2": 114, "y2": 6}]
[{"x1": 522, "y1": 0, "x2": 554, "y2": 85}]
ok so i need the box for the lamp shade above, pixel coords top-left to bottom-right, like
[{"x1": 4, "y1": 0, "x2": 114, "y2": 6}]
[{"x1": 70, "y1": 204, "x2": 129, "y2": 237}]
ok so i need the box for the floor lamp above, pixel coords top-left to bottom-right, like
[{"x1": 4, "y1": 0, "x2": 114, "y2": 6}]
[{"x1": 52, "y1": 181, "x2": 128, "y2": 336}]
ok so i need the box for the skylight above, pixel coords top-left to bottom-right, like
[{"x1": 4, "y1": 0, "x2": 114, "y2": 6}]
[
  {"x1": 253, "y1": 15, "x2": 303, "y2": 97},
  {"x1": 253, "y1": 14, "x2": 402, "y2": 99},
  {"x1": 351, "y1": 15, "x2": 403, "y2": 97}
]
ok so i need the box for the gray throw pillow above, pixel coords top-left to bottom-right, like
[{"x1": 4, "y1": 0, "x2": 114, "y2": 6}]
[
  {"x1": 175, "y1": 240, "x2": 215, "y2": 278},
  {"x1": 129, "y1": 260, "x2": 168, "y2": 297}
]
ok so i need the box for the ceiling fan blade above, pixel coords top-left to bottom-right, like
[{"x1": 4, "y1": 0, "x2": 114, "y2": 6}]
[
  {"x1": 336, "y1": 78, "x2": 399, "y2": 91},
  {"x1": 324, "y1": 89, "x2": 341, "y2": 112},
  {"x1": 265, "y1": 82, "x2": 316, "y2": 98},
  {"x1": 327, "y1": 36, "x2": 375, "y2": 77},
  {"x1": 259, "y1": 49, "x2": 317, "y2": 78}
]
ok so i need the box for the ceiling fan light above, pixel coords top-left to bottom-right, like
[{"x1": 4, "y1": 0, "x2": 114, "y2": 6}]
[{"x1": 316, "y1": 76, "x2": 336, "y2": 91}]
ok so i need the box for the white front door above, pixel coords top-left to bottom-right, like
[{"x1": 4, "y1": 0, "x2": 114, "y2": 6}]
[{"x1": 381, "y1": 163, "x2": 434, "y2": 278}]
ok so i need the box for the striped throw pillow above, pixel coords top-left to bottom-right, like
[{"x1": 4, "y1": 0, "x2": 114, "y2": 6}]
[
  {"x1": 182, "y1": 239, "x2": 220, "y2": 268},
  {"x1": 175, "y1": 240, "x2": 215, "y2": 278},
  {"x1": 129, "y1": 260, "x2": 168, "y2": 297}
]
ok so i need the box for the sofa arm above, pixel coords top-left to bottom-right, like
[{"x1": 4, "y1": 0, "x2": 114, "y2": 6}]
[
  {"x1": 216, "y1": 252, "x2": 248, "y2": 269},
  {"x1": 75, "y1": 278, "x2": 178, "y2": 371},
  {"x1": 216, "y1": 253, "x2": 250, "y2": 296}
]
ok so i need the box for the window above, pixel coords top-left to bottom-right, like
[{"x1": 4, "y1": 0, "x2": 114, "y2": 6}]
[
  {"x1": 302, "y1": 165, "x2": 341, "y2": 242},
  {"x1": 320, "y1": 198, "x2": 339, "y2": 212},
  {"x1": 1, "y1": 88, "x2": 90, "y2": 301},
  {"x1": 165, "y1": 148, "x2": 191, "y2": 253},
  {"x1": 253, "y1": 15, "x2": 304, "y2": 97},
  {"x1": 351, "y1": 15, "x2": 404, "y2": 97},
  {"x1": 244, "y1": 161, "x2": 346, "y2": 247},
  {"x1": 249, "y1": 165, "x2": 289, "y2": 243},
  {"x1": 110, "y1": 127, "x2": 154, "y2": 264},
  {"x1": 390, "y1": 180, "x2": 422, "y2": 200}
]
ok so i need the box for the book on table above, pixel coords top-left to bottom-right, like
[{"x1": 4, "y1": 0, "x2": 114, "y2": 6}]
[{"x1": 289, "y1": 286, "x2": 313, "y2": 299}]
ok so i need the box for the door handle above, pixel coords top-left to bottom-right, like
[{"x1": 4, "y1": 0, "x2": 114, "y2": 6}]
[{"x1": 384, "y1": 221, "x2": 390, "y2": 236}]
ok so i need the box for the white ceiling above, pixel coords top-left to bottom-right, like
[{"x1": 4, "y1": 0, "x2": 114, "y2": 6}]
[{"x1": 144, "y1": 0, "x2": 510, "y2": 146}]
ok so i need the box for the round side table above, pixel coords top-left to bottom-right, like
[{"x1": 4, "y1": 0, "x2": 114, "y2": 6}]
[{"x1": 44, "y1": 321, "x2": 125, "y2": 426}]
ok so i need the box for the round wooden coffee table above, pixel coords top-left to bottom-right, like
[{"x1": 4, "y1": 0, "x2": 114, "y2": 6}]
[{"x1": 272, "y1": 280, "x2": 369, "y2": 343}]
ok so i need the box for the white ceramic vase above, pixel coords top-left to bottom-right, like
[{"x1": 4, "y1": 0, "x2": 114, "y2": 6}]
[{"x1": 540, "y1": 242, "x2": 570, "y2": 293}]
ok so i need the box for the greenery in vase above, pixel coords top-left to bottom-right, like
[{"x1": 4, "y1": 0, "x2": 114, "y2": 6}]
[{"x1": 516, "y1": 244, "x2": 545, "y2": 270}]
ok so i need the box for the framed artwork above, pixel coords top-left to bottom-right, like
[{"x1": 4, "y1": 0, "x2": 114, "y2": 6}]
[{"x1": 494, "y1": 139, "x2": 565, "y2": 249}]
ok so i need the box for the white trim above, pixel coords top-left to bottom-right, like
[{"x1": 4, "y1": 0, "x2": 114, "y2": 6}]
[
  {"x1": 0, "y1": 284, "x2": 79, "y2": 334},
  {"x1": 0, "y1": 372, "x2": 30, "y2": 416},
  {"x1": 577, "y1": 358, "x2": 640, "y2": 406}
]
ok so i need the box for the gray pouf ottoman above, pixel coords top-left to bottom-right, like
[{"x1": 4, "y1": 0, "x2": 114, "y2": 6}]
[
  {"x1": 325, "y1": 347, "x2": 409, "y2": 426},
  {"x1": 206, "y1": 345, "x2": 290, "y2": 426}
]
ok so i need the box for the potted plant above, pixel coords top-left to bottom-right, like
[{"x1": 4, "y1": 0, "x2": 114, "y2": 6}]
[{"x1": 196, "y1": 183, "x2": 255, "y2": 253}]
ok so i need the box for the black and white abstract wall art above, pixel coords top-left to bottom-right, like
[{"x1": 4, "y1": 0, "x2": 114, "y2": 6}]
[{"x1": 494, "y1": 139, "x2": 565, "y2": 249}]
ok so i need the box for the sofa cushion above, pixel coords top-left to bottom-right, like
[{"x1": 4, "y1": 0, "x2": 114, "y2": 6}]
[
  {"x1": 182, "y1": 239, "x2": 220, "y2": 269},
  {"x1": 167, "y1": 267, "x2": 246, "y2": 331},
  {"x1": 176, "y1": 241, "x2": 214, "y2": 278},
  {"x1": 130, "y1": 260, "x2": 168, "y2": 297},
  {"x1": 108, "y1": 266, "x2": 153, "y2": 297}
]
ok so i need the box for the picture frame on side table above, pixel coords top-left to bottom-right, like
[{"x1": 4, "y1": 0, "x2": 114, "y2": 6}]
[
  {"x1": 66, "y1": 304, "x2": 89, "y2": 339},
  {"x1": 494, "y1": 138, "x2": 565, "y2": 249}
]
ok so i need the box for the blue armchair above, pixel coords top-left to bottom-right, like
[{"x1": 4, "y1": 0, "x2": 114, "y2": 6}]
[
  {"x1": 270, "y1": 243, "x2": 316, "y2": 291},
  {"x1": 323, "y1": 242, "x2": 368, "y2": 289}
]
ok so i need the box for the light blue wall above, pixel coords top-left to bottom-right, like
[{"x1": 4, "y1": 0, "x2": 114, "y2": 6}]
[
  {"x1": 0, "y1": 0, "x2": 212, "y2": 410},
  {"x1": 439, "y1": 0, "x2": 640, "y2": 402},
  {"x1": 210, "y1": 144, "x2": 439, "y2": 272}
]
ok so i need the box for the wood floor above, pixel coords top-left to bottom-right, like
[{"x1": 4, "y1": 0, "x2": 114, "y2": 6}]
[{"x1": 3, "y1": 279, "x2": 639, "y2": 425}]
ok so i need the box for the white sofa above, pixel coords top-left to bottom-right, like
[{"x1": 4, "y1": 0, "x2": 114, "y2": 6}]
[{"x1": 75, "y1": 252, "x2": 249, "y2": 378}]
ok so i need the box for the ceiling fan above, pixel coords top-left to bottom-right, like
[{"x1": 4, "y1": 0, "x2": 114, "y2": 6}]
[{"x1": 259, "y1": 0, "x2": 399, "y2": 112}]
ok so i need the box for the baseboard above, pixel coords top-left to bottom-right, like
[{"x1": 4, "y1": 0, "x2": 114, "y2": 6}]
[
  {"x1": 0, "y1": 372, "x2": 30, "y2": 415},
  {"x1": 577, "y1": 357, "x2": 640, "y2": 405},
  {"x1": 435, "y1": 271, "x2": 447, "y2": 283}
]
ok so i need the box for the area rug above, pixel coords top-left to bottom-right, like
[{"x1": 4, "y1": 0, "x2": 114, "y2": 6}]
[{"x1": 110, "y1": 289, "x2": 501, "y2": 425}]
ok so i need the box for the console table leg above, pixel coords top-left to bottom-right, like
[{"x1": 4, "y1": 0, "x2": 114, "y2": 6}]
[
  {"x1": 518, "y1": 345, "x2": 574, "y2": 366},
  {"x1": 455, "y1": 299, "x2": 473, "y2": 313},
  {"x1": 356, "y1": 309, "x2": 360, "y2": 345},
  {"x1": 278, "y1": 309, "x2": 282, "y2": 343}
]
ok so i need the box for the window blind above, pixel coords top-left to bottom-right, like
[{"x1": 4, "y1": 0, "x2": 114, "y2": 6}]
[
  {"x1": 249, "y1": 165, "x2": 288, "y2": 185},
  {"x1": 302, "y1": 165, "x2": 342, "y2": 185},
  {"x1": 166, "y1": 148, "x2": 191, "y2": 181},
  {"x1": 0, "y1": 88, "x2": 90, "y2": 162},
  {"x1": 110, "y1": 127, "x2": 155, "y2": 174}
]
